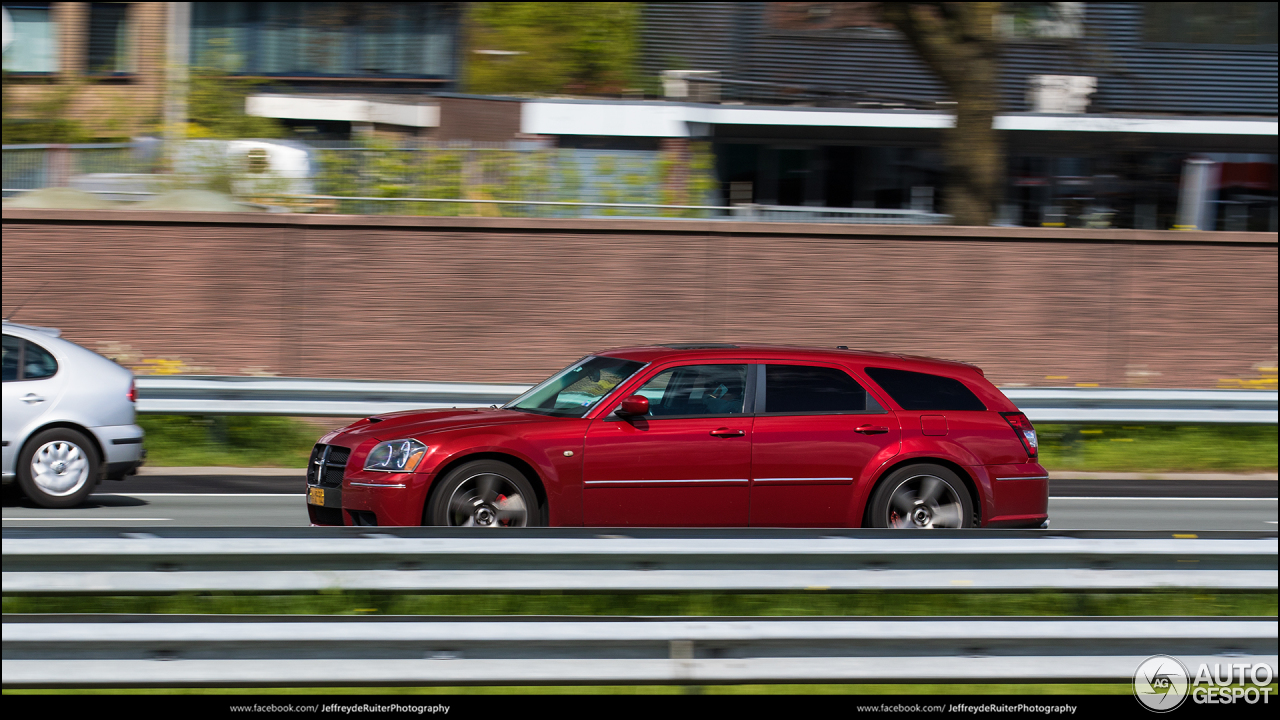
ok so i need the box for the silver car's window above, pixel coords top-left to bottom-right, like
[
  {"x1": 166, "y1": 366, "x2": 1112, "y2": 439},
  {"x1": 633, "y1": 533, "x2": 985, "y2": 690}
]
[
  {"x1": 506, "y1": 356, "x2": 645, "y2": 418},
  {"x1": 22, "y1": 340, "x2": 58, "y2": 380},
  {"x1": 1, "y1": 335, "x2": 20, "y2": 382}
]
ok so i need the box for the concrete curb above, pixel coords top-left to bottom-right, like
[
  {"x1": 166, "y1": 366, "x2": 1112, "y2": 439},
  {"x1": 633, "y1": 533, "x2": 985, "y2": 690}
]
[{"x1": 137, "y1": 467, "x2": 304, "y2": 476}]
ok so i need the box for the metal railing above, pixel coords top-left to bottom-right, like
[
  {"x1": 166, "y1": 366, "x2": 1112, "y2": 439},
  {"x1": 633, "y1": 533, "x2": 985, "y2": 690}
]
[
  {"x1": 4, "y1": 614, "x2": 1274, "y2": 687},
  {"x1": 132, "y1": 376, "x2": 1280, "y2": 423},
  {"x1": 5, "y1": 531, "x2": 1274, "y2": 593},
  {"x1": 1, "y1": 143, "x2": 156, "y2": 192},
  {"x1": 4, "y1": 185, "x2": 952, "y2": 223}
]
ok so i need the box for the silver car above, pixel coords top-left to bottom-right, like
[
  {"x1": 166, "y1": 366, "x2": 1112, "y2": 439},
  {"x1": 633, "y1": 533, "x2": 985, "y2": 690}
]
[{"x1": 2, "y1": 322, "x2": 145, "y2": 508}]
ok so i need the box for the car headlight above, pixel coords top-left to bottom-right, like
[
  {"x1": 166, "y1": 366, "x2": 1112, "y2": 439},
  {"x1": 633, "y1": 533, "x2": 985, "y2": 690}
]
[{"x1": 364, "y1": 439, "x2": 428, "y2": 472}]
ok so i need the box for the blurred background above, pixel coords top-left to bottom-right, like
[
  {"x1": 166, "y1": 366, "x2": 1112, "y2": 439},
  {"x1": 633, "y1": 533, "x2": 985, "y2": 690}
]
[
  {"x1": 1, "y1": 2, "x2": 1276, "y2": 699},
  {"x1": 1, "y1": 2, "x2": 1275, "y2": 391}
]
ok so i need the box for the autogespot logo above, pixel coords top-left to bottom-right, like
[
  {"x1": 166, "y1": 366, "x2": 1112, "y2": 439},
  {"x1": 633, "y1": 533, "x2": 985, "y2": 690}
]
[{"x1": 1134, "y1": 655, "x2": 1191, "y2": 712}]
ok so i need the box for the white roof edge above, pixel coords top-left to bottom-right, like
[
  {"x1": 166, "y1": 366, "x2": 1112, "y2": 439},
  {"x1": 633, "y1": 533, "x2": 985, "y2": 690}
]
[
  {"x1": 245, "y1": 95, "x2": 440, "y2": 128},
  {"x1": 521, "y1": 99, "x2": 1277, "y2": 137}
]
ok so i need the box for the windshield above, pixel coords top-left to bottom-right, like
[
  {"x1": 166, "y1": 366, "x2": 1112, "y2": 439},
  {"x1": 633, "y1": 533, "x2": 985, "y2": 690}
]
[{"x1": 505, "y1": 356, "x2": 645, "y2": 417}]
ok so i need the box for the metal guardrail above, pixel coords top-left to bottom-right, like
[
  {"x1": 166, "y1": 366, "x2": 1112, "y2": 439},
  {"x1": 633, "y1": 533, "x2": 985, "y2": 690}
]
[
  {"x1": 134, "y1": 375, "x2": 530, "y2": 417},
  {"x1": 1002, "y1": 387, "x2": 1278, "y2": 424},
  {"x1": 3, "y1": 615, "x2": 1275, "y2": 686},
  {"x1": 4, "y1": 532, "x2": 1275, "y2": 593},
  {"x1": 133, "y1": 376, "x2": 1279, "y2": 423}
]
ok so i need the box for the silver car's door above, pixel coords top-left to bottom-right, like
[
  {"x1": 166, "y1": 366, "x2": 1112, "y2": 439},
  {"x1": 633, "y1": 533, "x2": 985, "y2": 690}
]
[{"x1": 2, "y1": 335, "x2": 68, "y2": 478}]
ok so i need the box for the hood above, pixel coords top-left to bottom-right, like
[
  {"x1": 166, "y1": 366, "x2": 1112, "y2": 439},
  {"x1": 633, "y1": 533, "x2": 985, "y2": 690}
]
[{"x1": 335, "y1": 407, "x2": 557, "y2": 440}]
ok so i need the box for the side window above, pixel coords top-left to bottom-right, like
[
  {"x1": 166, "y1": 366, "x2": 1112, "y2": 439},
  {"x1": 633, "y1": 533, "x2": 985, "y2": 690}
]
[
  {"x1": 764, "y1": 365, "x2": 880, "y2": 414},
  {"x1": 2, "y1": 335, "x2": 21, "y2": 382},
  {"x1": 864, "y1": 367, "x2": 986, "y2": 411},
  {"x1": 22, "y1": 340, "x2": 58, "y2": 380},
  {"x1": 634, "y1": 364, "x2": 748, "y2": 417}
]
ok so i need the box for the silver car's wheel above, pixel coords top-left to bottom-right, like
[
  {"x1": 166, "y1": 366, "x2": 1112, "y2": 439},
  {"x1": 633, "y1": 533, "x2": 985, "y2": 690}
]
[
  {"x1": 18, "y1": 428, "x2": 100, "y2": 508},
  {"x1": 868, "y1": 464, "x2": 974, "y2": 529},
  {"x1": 426, "y1": 460, "x2": 541, "y2": 527}
]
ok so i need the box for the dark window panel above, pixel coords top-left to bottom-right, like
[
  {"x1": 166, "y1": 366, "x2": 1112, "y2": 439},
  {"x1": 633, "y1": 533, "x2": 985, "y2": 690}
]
[
  {"x1": 864, "y1": 367, "x2": 986, "y2": 412},
  {"x1": 765, "y1": 365, "x2": 869, "y2": 414}
]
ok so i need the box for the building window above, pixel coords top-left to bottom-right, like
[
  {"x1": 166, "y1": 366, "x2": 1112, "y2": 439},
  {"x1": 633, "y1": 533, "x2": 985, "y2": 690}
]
[
  {"x1": 1144, "y1": 2, "x2": 1278, "y2": 48},
  {"x1": 87, "y1": 2, "x2": 131, "y2": 74},
  {"x1": 995, "y1": 2, "x2": 1084, "y2": 41},
  {"x1": 191, "y1": 2, "x2": 458, "y2": 79},
  {"x1": 2, "y1": 3, "x2": 58, "y2": 73}
]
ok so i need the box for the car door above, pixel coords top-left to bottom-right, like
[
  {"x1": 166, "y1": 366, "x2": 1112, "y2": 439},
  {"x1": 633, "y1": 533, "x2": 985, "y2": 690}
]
[
  {"x1": 582, "y1": 363, "x2": 753, "y2": 526},
  {"x1": 2, "y1": 334, "x2": 67, "y2": 477},
  {"x1": 749, "y1": 362, "x2": 901, "y2": 527}
]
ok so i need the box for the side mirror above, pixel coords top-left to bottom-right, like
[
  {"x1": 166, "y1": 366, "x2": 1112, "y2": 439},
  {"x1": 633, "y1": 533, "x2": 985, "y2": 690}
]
[{"x1": 616, "y1": 395, "x2": 649, "y2": 416}]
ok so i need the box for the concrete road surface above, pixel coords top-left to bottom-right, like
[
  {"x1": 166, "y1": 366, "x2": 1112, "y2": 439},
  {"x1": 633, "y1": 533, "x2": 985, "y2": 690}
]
[{"x1": 3, "y1": 469, "x2": 1275, "y2": 530}]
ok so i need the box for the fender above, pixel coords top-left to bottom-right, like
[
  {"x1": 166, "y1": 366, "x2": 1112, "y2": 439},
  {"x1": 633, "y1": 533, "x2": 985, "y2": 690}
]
[
  {"x1": 850, "y1": 444, "x2": 990, "y2": 527},
  {"x1": 418, "y1": 426, "x2": 586, "y2": 526}
]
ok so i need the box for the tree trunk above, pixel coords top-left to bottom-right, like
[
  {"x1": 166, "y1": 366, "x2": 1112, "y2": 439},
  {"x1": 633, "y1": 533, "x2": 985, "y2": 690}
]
[{"x1": 880, "y1": 3, "x2": 1003, "y2": 226}]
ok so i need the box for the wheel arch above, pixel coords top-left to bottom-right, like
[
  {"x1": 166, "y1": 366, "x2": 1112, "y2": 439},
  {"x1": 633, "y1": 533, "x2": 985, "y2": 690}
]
[
  {"x1": 420, "y1": 451, "x2": 549, "y2": 525},
  {"x1": 860, "y1": 456, "x2": 982, "y2": 528},
  {"x1": 18, "y1": 422, "x2": 105, "y2": 476}
]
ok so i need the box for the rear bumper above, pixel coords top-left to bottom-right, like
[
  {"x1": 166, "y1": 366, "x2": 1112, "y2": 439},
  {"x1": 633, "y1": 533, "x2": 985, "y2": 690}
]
[
  {"x1": 982, "y1": 462, "x2": 1050, "y2": 527},
  {"x1": 92, "y1": 424, "x2": 146, "y2": 466}
]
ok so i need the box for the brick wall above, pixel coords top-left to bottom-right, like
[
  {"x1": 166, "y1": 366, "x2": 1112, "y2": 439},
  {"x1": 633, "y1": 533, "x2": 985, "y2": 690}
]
[{"x1": 1, "y1": 210, "x2": 1275, "y2": 390}]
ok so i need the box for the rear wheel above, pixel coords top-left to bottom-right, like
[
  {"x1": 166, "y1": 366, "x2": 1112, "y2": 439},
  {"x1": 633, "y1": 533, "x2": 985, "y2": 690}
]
[
  {"x1": 18, "y1": 428, "x2": 100, "y2": 509},
  {"x1": 425, "y1": 459, "x2": 542, "y2": 527},
  {"x1": 868, "y1": 464, "x2": 973, "y2": 529}
]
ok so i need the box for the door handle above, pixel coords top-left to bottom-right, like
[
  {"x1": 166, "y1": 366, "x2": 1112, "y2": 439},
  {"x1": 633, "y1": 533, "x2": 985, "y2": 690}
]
[
  {"x1": 22, "y1": 394, "x2": 44, "y2": 405},
  {"x1": 855, "y1": 425, "x2": 889, "y2": 435},
  {"x1": 710, "y1": 427, "x2": 745, "y2": 437}
]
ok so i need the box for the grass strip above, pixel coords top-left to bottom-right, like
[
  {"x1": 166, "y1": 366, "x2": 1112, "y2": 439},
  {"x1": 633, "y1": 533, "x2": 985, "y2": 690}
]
[
  {"x1": 137, "y1": 416, "x2": 1278, "y2": 473},
  {"x1": 5, "y1": 591, "x2": 1275, "y2": 617},
  {"x1": 1036, "y1": 423, "x2": 1277, "y2": 473}
]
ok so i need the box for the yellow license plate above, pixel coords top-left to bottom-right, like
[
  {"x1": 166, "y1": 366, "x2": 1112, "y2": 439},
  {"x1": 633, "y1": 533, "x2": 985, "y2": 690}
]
[{"x1": 308, "y1": 487, "x2": 324, "y2": 506}]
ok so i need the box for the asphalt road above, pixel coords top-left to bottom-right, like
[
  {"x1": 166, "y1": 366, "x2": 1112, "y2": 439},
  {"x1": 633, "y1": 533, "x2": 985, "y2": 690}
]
[{"x1": 3, "y1": 472, "x2": 1276, "y2": 530}]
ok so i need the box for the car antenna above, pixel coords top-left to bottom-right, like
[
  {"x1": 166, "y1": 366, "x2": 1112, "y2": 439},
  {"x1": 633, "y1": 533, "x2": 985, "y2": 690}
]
[{"x1": 3, "y1": 281, "x2": 49, "y2": 322}]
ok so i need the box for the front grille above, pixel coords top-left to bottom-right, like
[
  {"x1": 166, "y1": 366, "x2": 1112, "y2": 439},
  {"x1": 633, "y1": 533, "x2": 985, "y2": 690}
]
[{"x1": 307, "y1": 443, "x2": 351, "y2": 489}]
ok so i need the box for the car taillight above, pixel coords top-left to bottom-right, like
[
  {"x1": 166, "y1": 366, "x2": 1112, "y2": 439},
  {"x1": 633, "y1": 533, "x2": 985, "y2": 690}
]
[
  {"x1": 1001, "y1": 411, "x2": 1038, "y2": 459},
  {"x1": 128, "y1": 379, "x2": 137, "y2": 403}
]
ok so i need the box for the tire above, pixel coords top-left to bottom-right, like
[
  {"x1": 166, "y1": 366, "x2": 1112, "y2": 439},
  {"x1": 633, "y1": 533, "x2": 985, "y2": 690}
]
[
  {"x1": 425, "y1": 459, "x2": 542, "y2": 527},
  {"x1": 867, "y1": 464, "x2": 974, "y2": 529},
  {"x1": 17, "y1": 428, "x2": 101, "y2": 509}
]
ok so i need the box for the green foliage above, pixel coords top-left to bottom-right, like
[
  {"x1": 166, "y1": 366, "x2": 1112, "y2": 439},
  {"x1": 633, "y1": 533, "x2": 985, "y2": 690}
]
[
  {"x1": 184, "y1": 39, "x2": 284, "y2": 140},
  {"x1": 185, "y1": 65, "x2": 285, "y2": 140},
  {"x1": 467, "y1": 3, "x2": 641, "y2": 95},
  {"x1": 1037, "y1": 424, "x2": 1278, "y2": 473},
  {"x1": 1, "y1": 73, "x2": 126, "y2": 143},
  {"x1": 7, "y1": 591, "x2": 1273, "y2": 618},
  {"x1": 135, "y1": 415, "x2": 320, "y2": 468},
  {"x1": 1, "y1": 118, "x2": 95, "y2": 144}
]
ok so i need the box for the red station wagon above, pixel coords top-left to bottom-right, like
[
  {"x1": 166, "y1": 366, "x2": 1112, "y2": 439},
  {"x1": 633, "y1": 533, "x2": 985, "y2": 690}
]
[{"x1": 307, "y1": 344, "x2": 1048, "y2": 529}]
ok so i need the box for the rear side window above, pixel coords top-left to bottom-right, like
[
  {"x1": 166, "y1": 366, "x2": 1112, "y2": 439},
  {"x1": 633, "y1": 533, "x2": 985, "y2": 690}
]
[
  {"x1": 864, "y1": 367, "x2": 986, "y2": 411},
  {"x1": 22, "y1": 340, "x2": 58, "y2": 380},
  {"x1": 764, "y1": 365, "x2": 881, "y2": 414}
]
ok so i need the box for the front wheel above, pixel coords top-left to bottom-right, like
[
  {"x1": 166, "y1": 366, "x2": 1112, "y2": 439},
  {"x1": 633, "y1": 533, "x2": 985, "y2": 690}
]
[
  {"x1": 425, "y1": 460, "x2": 542, "y2": 527},
  {"x1": 868, "y1": 464, "x2": 974, "y2": 529},
  {"x1": 17, "y1": 428, "x2": 101, "y2": 509}
]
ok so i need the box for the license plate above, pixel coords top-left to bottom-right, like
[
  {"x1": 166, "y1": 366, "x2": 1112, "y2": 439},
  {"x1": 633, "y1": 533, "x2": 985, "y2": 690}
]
[{"x1": 308, "y1": 487, "x2": 324, "y2": 506}]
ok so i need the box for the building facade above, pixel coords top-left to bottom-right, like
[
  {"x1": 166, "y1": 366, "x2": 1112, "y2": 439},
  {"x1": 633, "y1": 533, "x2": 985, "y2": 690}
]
[{"x1": 634, "y1": 2, "x2": 1278, "y2": 230}]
